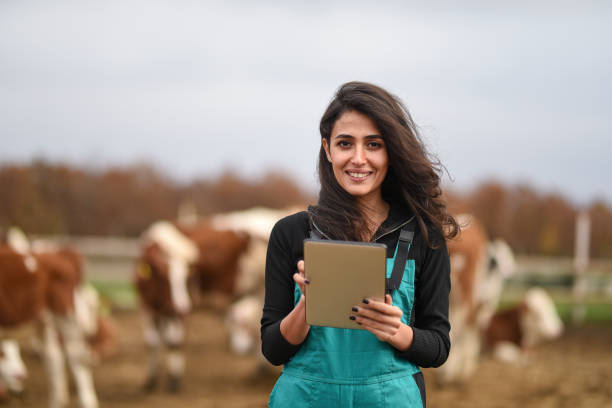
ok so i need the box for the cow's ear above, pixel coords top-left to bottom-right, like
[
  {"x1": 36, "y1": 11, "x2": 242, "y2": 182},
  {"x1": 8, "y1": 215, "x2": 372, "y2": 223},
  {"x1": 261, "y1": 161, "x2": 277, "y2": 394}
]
[{"x1": 137, "y1": 262, "x2": 152, "y2": 280}]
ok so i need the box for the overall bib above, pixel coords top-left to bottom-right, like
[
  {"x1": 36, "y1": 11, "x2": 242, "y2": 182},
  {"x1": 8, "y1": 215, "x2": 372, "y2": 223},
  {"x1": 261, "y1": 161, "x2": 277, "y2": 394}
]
[{"x1": 268, "y1": 228, "x2": 425, "y2": 407}]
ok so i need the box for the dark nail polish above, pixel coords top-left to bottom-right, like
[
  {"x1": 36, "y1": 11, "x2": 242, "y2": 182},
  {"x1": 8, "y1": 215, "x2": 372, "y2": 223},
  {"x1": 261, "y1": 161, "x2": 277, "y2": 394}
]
[
  {"x1": 362, "y1": 298, "x2": 369, "y2": 304},
  {"x1": 349, "y1": 315, "x2": 356, "y2": 320},
  {"x1": 351, "y1": 306, "x2": 358, "y2": 312},
  {"x1": 304, "y1": 279, "x2": 310, "y2": 284}
]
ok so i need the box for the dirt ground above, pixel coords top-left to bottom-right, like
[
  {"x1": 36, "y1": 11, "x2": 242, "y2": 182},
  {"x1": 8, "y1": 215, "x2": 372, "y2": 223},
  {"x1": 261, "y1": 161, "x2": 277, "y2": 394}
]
[{"x1": 5, "y1": 309, "x2": 612, "y2": 408}]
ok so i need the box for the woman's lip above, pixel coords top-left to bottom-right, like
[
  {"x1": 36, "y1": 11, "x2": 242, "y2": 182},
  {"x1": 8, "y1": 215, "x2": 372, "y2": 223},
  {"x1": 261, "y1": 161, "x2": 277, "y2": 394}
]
[{"x1": 346, "y1": 171, "x2": 372, "y2": 180}]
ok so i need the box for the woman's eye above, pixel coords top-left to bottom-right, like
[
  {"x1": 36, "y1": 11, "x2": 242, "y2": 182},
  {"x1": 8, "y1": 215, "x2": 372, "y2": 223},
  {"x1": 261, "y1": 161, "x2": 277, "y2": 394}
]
[
  {"x1": 337, "y1": 140, "x2": 351, "y2": 148},
  {"x1": 367, "y1": 141, "x2": 383, "y2": 149}
]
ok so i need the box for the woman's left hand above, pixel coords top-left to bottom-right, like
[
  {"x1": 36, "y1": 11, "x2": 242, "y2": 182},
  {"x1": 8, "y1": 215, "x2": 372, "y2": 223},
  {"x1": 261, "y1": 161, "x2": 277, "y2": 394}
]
[{"x1": 351, "y1": 295, "x2": 414, "y2": 350}]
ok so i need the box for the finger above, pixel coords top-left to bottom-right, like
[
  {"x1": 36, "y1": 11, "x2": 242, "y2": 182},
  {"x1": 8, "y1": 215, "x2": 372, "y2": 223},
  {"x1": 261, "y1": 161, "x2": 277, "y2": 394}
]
[
  {"x1": 385, "y1": 294, "x2": 393, "y2": 305},
  {"x1": 296, "y1": 260, "x2": 305, "y2": 274},
  {"x1": 359, "y1": 299, "x2": 402, "y2": 317},
  {"x1": 293, "y1": 272, "x2": 306, "y2": 285},
  {"x1": 353, "y1": 307, "x2": 401, "y2": 327}
]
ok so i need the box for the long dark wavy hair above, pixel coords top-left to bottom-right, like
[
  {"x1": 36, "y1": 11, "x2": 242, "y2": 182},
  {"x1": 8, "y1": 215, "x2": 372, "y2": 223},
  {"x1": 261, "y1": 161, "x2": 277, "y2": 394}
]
[{"x1": 309, "y1": 81, "x2": 459, "y2": 247}]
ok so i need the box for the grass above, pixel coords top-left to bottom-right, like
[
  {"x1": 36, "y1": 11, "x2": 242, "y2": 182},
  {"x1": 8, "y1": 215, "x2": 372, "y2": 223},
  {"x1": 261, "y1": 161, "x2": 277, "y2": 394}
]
[
  {"x1": 89, "y1": 278, "x2": 612, "y2": 325},
  {"x1": 88, "y1": 279, "x2": 138, "y2": 310},
  {"x1": 498, "y1": 293, "x2": 612, "y2": 325}
]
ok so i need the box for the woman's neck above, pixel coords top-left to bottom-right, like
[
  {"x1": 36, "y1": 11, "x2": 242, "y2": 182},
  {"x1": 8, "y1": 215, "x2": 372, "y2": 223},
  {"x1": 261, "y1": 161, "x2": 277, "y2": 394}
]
[{"x1": 356, "y1": 195, "x2": 390, "y2": 241}]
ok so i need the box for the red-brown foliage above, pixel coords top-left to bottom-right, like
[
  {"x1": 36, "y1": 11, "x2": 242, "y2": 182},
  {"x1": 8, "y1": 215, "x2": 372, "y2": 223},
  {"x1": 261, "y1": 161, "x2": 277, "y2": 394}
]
[{"x1": 1, "y1": 161, "x2": 610, "y2": 257}]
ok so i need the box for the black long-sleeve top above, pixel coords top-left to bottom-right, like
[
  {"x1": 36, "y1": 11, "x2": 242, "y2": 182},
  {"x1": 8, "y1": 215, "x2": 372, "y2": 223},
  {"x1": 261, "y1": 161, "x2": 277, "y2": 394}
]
[{"x1": 260, "y1": 205, "x2": 451, "y2": 368}]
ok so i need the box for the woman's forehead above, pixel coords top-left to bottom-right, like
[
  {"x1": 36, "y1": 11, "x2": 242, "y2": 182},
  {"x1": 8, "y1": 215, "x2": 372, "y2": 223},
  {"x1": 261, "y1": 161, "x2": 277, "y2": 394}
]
[{"x1": 331, "y1": 111, "x2": 380, "y2": 136}]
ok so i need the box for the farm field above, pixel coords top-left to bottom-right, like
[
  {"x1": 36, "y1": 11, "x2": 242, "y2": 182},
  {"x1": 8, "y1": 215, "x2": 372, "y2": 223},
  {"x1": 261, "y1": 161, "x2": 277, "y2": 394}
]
[
  {"x1": 6, "y1": 308, "x2": 612, "y2": 408},
  {"x1": 4, "y1": 243, "x2": 612, "y2": 407}
]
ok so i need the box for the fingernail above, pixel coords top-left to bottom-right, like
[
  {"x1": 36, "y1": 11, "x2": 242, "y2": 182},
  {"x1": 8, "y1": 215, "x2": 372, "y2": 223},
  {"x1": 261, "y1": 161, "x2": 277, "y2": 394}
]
[
  {"x1": 362, "y1": 298, "x2": 369, "y2": 304},
  {"x1": 304, "y1": 279, "x2": 310, "y2": 284},
  {"x1": 351, "y1": 306, "x2": 358, "y2": 312},
  {"x1": 349, "y1": 315, "x2": 356, "y2": 320}
]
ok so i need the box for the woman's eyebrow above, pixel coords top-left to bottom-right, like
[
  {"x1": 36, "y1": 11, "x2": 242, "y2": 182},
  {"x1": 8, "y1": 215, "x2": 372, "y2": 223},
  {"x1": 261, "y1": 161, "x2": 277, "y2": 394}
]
[{"x1": 333, "y1": 134, "x2": 382, "y2": 139}]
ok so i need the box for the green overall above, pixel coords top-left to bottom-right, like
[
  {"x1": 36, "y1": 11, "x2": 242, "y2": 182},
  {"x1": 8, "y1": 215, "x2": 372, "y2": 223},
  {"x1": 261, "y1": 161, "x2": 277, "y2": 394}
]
[{"x1": 268, "y1": 236, "x2": 424, "y2": 407}]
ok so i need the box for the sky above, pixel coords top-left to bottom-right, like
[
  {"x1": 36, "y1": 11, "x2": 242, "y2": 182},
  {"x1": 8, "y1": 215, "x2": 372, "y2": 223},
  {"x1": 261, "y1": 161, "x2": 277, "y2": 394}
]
[{"x1": 0, "y1": 1, "x2": 610, "y2": 205}]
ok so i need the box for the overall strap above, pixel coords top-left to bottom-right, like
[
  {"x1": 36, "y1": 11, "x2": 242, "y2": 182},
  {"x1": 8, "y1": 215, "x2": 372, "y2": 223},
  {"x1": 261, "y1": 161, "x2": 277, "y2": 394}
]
[
  {"x1": 309, "y1": 227, "x2": 323, "y2": 240},
  {"x1": 386, "y1": 223, "x2": 415, "y2": 294}
]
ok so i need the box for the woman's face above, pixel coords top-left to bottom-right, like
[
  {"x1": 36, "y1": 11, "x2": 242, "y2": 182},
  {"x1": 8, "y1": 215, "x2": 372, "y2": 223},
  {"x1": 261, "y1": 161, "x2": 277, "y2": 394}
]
[{"x1": 322, "y1": 110, "x2": 389, "y2": 203}]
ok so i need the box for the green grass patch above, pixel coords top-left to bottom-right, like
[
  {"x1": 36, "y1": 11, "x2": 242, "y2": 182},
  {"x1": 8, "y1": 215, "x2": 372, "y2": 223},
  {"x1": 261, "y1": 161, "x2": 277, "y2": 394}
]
[
  {"x1": 498, "y1": 297, "x2": 612, "y2": 325},
  {"x1": 88, "y1": 279, "x2": 138, "y2": 310},
  {"x1": 555, "y1": 302, "x2": 612, "y2": 325}
]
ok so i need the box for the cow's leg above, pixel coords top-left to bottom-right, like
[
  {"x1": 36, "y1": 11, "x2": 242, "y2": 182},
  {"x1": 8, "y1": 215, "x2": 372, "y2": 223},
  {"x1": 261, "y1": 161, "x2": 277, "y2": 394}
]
[
  {"x1": 161, "y1": 317, "x2": 185, "y2": 393},
  {"x1": 141, "y1": 313, "x2": 162, "y2": 392},
  {"x1": 458, "y1": 326, "x2": 481, "y2": 382},
  {"x1": 0, "y1": 339, "x2": 28, "y2": 395},
  {"x1": 55, "y1": 315, "x2": 98, "y2": 408},
  {"x1": 40, "y1": 314, "x2": 69, "y2": 408}
]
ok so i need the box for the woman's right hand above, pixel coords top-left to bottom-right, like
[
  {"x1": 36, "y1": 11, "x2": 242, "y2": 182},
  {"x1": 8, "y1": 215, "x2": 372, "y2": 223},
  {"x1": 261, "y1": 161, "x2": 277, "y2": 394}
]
[
  {"x1": 280, "y1": 260, "x2": 311, "y2": 345},
  {"x1": 293, "y1": 260, "x2": 309, "y2": 297}
]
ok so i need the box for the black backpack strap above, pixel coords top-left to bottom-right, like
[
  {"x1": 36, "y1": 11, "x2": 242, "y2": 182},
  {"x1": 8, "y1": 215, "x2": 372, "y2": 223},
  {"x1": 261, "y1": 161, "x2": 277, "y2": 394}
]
[{"x1": 386, "y1": 224, "x2": 415, "y2": 294}]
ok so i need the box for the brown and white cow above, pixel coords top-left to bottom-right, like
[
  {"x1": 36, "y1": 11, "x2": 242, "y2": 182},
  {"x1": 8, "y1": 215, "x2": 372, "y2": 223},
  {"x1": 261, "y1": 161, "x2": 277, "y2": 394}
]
[
  {"x1": 0, "y1": 231, "x2": 99, "y2": 408},
  {"x1": 134, "y1": 220, "x2": 250, "y2": 392},
  {"x1": 484, "y1": 287, "x2": 563, "y2": 363},
  {"x1": 435, "y1": 214, "x2": 516, "y2": 385}
]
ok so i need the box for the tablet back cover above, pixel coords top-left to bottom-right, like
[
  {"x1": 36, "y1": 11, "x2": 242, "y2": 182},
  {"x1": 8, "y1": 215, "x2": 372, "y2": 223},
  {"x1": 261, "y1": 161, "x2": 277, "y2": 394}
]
[{"x1": 304, "y1": 239, "x2": 386, "y2": 330}]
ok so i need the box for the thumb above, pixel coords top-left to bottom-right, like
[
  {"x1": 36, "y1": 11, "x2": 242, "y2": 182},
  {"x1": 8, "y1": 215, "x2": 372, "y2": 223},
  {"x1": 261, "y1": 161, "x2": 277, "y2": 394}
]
[{"x1": 385, "y1": 294, "x2": 393, "y2": 305}]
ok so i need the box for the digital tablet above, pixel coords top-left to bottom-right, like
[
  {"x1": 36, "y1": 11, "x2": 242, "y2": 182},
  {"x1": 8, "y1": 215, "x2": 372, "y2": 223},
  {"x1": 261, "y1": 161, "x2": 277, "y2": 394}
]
[{"x1": 303, "y1": 239, "x2": 387, "y2": 330}]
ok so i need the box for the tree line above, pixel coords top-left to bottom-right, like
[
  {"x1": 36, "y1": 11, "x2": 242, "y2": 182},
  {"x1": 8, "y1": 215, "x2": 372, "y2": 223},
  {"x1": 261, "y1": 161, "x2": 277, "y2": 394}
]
[{"x1": 1, "y1": 160, "x2": 610, "y2": 258}]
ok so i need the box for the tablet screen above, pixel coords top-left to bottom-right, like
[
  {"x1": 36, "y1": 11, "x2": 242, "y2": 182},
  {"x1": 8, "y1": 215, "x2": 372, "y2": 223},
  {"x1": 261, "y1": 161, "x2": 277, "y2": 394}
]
[{"x1": 304, "y1": 239, "x2": 387, "y2": 329}]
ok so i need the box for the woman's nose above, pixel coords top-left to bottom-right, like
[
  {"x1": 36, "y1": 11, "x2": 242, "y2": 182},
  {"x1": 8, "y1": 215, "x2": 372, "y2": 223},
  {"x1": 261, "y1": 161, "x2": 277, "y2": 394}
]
[{"x1": 351, "y1": 146, "x2": 367, "y2": 165}]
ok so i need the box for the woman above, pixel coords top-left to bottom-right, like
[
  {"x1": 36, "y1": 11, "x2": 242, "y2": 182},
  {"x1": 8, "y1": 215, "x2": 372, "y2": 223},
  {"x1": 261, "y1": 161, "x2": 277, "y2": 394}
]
[{"x1": 261, "y1": 81, "x2": 458, "y2": 407}]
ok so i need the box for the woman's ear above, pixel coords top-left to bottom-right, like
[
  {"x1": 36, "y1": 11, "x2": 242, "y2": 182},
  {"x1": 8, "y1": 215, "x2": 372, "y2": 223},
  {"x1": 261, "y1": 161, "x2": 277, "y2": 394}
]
[{"x1": 322, "y1": 139, "x2": 332, "y2": 163}]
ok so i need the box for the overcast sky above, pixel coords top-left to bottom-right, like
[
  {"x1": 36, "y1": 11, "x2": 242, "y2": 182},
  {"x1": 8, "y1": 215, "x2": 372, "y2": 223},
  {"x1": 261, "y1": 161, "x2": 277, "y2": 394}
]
[{"x1": 1, "y1": 1, "x2": 610, "y2": 205}]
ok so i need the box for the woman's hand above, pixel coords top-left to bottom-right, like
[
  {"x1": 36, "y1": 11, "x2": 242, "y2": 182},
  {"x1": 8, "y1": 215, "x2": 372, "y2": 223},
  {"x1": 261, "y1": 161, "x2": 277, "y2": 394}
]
[
  {"x1": 351, "y1": 295, "x2": 414, "y2": 351},
  {"x1": 280, "y1": 260, "x2": 310, "y2": 345}
]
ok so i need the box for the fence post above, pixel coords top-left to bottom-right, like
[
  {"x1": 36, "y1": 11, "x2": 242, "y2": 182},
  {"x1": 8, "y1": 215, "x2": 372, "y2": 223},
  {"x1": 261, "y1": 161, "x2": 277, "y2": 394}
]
[{"x1": 572, "y1": 211, "x2": 590, "y2": 324}]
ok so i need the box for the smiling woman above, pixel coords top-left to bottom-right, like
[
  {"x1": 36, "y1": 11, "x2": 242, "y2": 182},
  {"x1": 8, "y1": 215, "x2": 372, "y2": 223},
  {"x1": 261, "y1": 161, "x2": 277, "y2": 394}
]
[{"x1": 261, "y1": 81, "x2": 460, "y2": 407}]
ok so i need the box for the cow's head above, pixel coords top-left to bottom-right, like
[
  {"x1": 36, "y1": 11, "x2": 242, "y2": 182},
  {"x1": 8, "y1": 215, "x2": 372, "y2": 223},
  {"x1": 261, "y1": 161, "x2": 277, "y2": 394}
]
[
  {"x1": 135, "y1": 242, "x2": 190, "y2": 316},
  {"x1": 520, "y1": 288, "x2": 563, "y2": 348},
  {"x1": 136, "y1": 221, "x2": 200, "y2": 316},
  {"x1": 487, "y1": 239, "x2": 516, "y2": 279},
  {"x1": 0, "y1": 340, "x2": 27, "y2": 395}
]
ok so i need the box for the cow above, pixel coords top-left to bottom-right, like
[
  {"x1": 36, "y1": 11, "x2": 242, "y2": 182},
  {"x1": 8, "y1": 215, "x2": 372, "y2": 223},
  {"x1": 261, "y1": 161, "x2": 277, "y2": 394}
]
[
  {"x1": 435, "y1": 214, "x2": 516, "y2": 385},
  {"x1": 134, "y1": 220, "x2": 250, "y2": 392},
  {"x1": 484, "y1": 287, "x2": 563, "y2": 363},
  {"x1": 0, "y1": 230, "x2": 99, "y2": 408}
]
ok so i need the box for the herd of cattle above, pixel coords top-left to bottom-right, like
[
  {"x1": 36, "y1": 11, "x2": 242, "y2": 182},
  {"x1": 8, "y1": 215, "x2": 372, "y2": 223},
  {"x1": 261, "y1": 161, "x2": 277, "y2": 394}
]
[{"x1": 0, "y1": 209, "x2": 564, "y2": 407}]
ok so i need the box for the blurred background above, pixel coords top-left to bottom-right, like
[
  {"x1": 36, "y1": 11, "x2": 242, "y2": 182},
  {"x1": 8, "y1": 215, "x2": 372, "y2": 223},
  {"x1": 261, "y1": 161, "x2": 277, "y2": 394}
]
[{"x1": 0, "y1": 1, "x2": 610, "y2": 407}]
